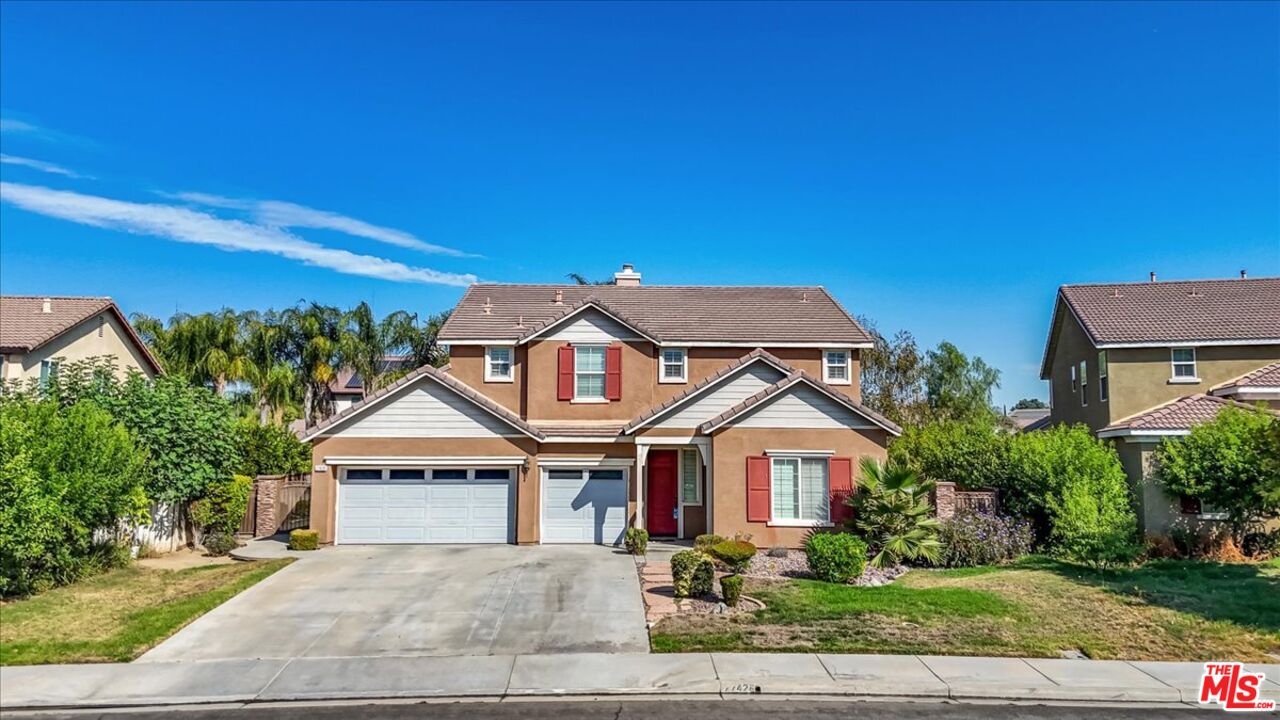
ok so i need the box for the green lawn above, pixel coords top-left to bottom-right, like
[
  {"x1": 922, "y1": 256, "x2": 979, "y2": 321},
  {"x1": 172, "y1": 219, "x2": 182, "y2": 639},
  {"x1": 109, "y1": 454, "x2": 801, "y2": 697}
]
[
  {"x1": 0, "y1": 559, "x2": 292, "y2": 665},
  {"x1": 651, "y1": 557, "x2": 1280, "y2": 661}
]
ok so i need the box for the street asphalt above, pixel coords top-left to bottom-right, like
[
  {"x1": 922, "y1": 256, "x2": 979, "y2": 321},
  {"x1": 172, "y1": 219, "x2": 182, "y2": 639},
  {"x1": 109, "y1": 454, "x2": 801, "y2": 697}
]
[{"x1": 1, "y1": 699, "x2": 1223, "y2": 720}]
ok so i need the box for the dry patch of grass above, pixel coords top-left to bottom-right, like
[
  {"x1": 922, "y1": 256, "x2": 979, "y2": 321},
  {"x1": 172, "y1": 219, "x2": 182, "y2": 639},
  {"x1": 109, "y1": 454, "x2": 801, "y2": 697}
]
[
  {"x1": 0, "y1": 558, "x2": 292, "y2": 665},
  {"x1": 651, "y1": 558, "x2": 1280, "y2": 661}
]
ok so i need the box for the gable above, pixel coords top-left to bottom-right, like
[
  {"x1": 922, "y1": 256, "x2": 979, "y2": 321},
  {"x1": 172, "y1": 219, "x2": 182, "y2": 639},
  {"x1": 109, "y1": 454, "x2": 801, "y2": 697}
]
[
  {"x1": 319, "y1": 376, "x2": 525, "y2": 438},
  {"x1": 541, "y1": 307, "x2": 647, "y2": 344},
  {"x1": 722, "y1": 384, "x2": 876, "y2": 430},
  {"x1": 650, "y1": 362, "x2": 789, "y2": 429}
]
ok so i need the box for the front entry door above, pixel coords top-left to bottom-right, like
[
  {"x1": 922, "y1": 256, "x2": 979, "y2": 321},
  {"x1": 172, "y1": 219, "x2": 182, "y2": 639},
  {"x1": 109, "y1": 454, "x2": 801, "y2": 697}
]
[{"x1": 647, "y1": 450, "x2": 679, "y2": 536}]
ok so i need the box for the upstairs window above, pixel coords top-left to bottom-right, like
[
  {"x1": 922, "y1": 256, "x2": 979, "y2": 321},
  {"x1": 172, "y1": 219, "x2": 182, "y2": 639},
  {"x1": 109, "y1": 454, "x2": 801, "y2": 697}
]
[
  {"x1": 1098, "y1": 351, "x2": 1109, "y2": 402},
  {"x1": 823, "y1": 349, "x2": 851, "y2": 385},
  {"x1": 485, "y1": 346, "x2": 513, "y2": 382},
  {"x1": 1070, "y1": 364, "x2": 1077, "y2": 392},
  {"x1": 660, "y1": 348, "x2": 687, "y2": 383},
  {"x1": 575, "y1": 345, "x2": 606, "y2": 399},
  {"x1": 1171, "y1": 348, "x2": 1198, "y2": 381},
  {"x1": 39, "y1": 359, "x2": 59, "y2": 387},
  {"x1": 1079, "y1": 360, "x2": 1088, "y2": 406}
]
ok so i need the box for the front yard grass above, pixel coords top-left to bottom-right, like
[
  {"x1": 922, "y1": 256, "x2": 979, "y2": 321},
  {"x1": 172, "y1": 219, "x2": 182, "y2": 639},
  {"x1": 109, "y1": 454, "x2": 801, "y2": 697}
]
[
  {"x1": 0, "y1": 558, "x2": 292, "y2": 665},
  {"x1": 651, "y1": 556, "x2": 1280, "y2": 661}
]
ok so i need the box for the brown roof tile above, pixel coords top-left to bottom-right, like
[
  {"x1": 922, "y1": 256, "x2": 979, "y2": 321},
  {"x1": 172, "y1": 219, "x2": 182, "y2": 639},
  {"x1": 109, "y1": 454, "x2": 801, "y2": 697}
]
[
  {"x1": 697, "y1": 369, "x2": 902, "y2": 436},
  {"x1": 302, "y1": 364, "x2": 544, "y2": 440},
  {"x1": 0, "y1": 295, "x2": 163, "y2": 374},
  {"x1": 1060, "y1": 277, "x2": 1280, "y2": 346},
  {"x1": 437, "y1": 284, "x2": 873, "y2": 345},
  {"x1": 1101, "y1": 393, "x2": 1277, "y2": 434},
  {"x1": 1212, "y1": 362, "x2": 1280, "y2": 393}
]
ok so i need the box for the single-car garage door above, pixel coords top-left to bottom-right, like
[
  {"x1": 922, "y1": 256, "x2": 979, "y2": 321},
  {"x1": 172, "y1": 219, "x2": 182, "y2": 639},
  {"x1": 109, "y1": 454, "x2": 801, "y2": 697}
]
[
  {"x1": 541, "y1": 468, "x2": 627, "y2": 545},
  {"x1": 339, "y1": 468, "x2": 514, "y2": 544}
]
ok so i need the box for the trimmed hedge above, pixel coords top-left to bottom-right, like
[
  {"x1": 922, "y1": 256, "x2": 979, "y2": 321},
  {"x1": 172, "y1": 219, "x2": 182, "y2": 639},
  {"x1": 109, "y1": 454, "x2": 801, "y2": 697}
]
[
  {"x1": 694, "y1": 534, "x2": 725, "y2": 553},
  {"x1": 288, "y1": 529, "x2": 319, "y2": 551},
  {"x1": 804, "y1": 533, "x2": 867, "y2": 583},
  {"x1": 710, "y1": 540, "x2": 757, "y2": 572},
  {"x1": 671, "y1": 549, "x2": 714, "y2": 598},
  {"x1": 624, "y1": 527, "x2": 649, "y2": 555},
  {"x1": 720, "y1": 574, "x2": 744, "y2": 607}
]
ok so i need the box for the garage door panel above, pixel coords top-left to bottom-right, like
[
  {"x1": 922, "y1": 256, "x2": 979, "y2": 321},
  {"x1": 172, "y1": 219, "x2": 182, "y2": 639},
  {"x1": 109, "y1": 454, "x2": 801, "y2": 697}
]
[
  {"x1": 541, "y1": 473, "x2": 627, "y2": 545},
  {"x1": 338, "y1": 471, "x2": 512, "y2": 545}
]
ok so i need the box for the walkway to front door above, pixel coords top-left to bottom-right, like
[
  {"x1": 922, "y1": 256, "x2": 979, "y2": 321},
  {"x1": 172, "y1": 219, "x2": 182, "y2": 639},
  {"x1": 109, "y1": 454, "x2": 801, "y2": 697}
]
[{"x1": 646, "y1": 449, "x2": 679, "y2": 536}]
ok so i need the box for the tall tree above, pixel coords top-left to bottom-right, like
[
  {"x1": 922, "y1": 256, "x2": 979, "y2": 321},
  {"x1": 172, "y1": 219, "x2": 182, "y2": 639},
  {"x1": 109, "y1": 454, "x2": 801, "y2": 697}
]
[
  {"x1": 922, "y1": 341, "x2": 1001, "y2": 422},
  {"x1": 1012, "y1": 398, "x2": 1048, "y2": 410},
  {"x1": 857, "y1": 315, "x2": 926, "y2": 426},
  {"x1": 566, "y1": 272, "x2": 615, "y2": 286},
  {"x1": 282, "y1": 302, "x2": 341, "y2": 426}
]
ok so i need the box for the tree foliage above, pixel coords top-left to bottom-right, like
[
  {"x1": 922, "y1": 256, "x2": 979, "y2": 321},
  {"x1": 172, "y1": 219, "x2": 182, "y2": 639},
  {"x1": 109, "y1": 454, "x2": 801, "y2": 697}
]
[
  {"x1": 923, "y1": 341, "x2": 1001, "y2": 423},
  {"x1": 1155, "y1": 405, "x2": 1280, "y2": 542},
  {"x1": 234, "y1": 417, "x2": 311, "y2": 477},
  {"x1": 1012, "y1": 398, "x2": 1047, "y2": 410},
  {"x1": 847, "y1": 458, "x2": 942, "y2": 567}
]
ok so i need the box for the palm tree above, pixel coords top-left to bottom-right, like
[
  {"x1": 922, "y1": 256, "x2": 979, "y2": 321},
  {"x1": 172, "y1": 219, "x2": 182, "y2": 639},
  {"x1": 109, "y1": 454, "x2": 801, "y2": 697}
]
[
  {"x1": 338, "y1": 302, "x2": 386, "y2": 400},
  {"x1": 565, "y1": 272, "x2": 615, "y2": 286},
  {"x1": 282, "y1": 302, "x2": 341, "y2": 427},
  {"x1": 132, "y1": 310, "x2": 252, "y2": 394},
  {"x1": 243, "y1": 312, "x2": 297, "y2": 423},
  {"x1": 850, "y1": 458, "x2": 943, "y2": 567}
]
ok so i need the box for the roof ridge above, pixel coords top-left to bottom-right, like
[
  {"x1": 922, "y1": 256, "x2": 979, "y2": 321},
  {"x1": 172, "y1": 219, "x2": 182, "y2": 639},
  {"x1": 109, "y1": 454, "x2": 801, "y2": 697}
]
[
  {"x1": 1060, "y1": 276, "x2": 1279, "y2": 289},
  {"x1": 0, "y1": 294, "x2": 114, "y2": 300}
]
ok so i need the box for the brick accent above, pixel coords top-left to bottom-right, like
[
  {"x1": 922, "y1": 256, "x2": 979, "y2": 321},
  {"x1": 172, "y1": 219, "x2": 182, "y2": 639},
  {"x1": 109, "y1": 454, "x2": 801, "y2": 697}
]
[
  {"x1": 254, "y1": 476, "x2": 280, "y2": 538},
  {"x1": 934, "y1": 481, "x2": 957, "y2": 520}
]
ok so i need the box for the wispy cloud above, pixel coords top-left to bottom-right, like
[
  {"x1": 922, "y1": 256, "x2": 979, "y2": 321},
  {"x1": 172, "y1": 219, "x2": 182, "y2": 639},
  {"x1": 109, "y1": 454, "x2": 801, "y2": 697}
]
[
  {"x1": 0, "y1": 182, "x2": 477, "y2": 287},
  {"x1": 0, "y1": 117, "x2": 98, "y2": 147},
  {"x1": 0, "y1": 119, "x2": 40, "y2": 133},
  {"x1": 162, "y1": 190, "x2": 477, "y2": 258},
  {"x1": 0, "y1": 154, "x2": 92, "y2": 179}
]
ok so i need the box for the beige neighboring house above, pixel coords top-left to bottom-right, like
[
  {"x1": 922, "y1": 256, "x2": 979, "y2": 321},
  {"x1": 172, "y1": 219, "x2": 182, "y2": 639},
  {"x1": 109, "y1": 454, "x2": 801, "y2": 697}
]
[
  {"x1": 0, "y1": 295, "x2": 163, "y2": 385},
  {"x1": 303, "y1": 264, "x2": 901, "y2": 548},
  {"x1": 1038, "y1": 274, "x2": 1280, "y2": 536}
]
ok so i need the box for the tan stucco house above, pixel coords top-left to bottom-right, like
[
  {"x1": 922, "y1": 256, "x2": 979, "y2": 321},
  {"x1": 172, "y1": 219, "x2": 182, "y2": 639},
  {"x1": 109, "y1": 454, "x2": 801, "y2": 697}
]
[
  {"x1": 0, "y1": 295, "x2": 162, "y2": 384},
  {"x1": 1038, "y1": 275, "x2": 1280, "y2": 536},
  {"x1": 304, "y1": 265, "x2": 900, "y2": 547}
]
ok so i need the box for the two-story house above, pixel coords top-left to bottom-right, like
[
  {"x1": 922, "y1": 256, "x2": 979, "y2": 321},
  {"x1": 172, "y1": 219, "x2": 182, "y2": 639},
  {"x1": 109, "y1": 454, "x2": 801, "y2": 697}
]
[
  {"x1": 304, "y1": 266, "x2": 900, "y2": 546},
  {"x1": 0, "y1": 295, "x2": 162, "y2": 385},
  {"x1": 1039, "y1": 274, "x2": 1280, "y2": 536}
]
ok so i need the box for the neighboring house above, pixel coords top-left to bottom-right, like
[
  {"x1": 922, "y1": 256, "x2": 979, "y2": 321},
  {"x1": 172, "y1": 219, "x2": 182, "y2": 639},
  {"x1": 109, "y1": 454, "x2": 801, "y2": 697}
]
[
  {"x1": 1038, "y1": 275, "x2": 1280, "y2": 535},
  {"x1": 1006, "y1": 407, "x2": 1050, "y2": 431},
  {"x1": 304, "y1": 265, "x2": 900, "y2": 547},
  {"x1": 328, "y1": 355, "x2": 417, "y2": 414},
  {"x1": 0, "y1": 295, "x2": 163, "y2": 385}
]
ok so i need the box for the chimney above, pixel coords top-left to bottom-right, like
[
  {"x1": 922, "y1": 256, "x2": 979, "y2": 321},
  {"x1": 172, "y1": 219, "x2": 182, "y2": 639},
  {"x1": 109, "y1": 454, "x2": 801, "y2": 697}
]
[
  {"x1": 41, "y1": 298, "x2": 52, "y2": 314},
  {"x1": 613, "y1": 263, "x2": 642, "y2": 287},
  {"x1": 1241, "y1": 269, "x2": 1248, "y2": 279},
  {"x1": 553, "y1": 289, "x2": 563, "y2": 305},
  {"x1": 1149, "y1": 271, "x2": 1157, "y2": 283}
]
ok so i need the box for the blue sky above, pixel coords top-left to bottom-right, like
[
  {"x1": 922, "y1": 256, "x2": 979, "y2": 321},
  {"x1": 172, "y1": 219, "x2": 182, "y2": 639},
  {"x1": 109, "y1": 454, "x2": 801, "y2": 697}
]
[{"x1": 1, "y1": 1, "x2": 1277, "y2": 407}]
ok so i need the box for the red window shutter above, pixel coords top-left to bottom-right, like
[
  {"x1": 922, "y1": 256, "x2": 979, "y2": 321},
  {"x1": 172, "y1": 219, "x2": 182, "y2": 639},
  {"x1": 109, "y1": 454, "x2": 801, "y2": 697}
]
[
  {"x1": 557, "y1": 345, "x2": 574, "y2": 401},
  {"x1": 829, "y1": 457, "x2": 854, "y2": 524},
  {"x1": 605, "y1": 344, "x2": 622, "y2": 400},
  {"x1": 1180, "y1": 495, "x2": 1202, "y2": 515},
  {"x1": 746, "y1": 456, "x2": 771, "y2": 522}
]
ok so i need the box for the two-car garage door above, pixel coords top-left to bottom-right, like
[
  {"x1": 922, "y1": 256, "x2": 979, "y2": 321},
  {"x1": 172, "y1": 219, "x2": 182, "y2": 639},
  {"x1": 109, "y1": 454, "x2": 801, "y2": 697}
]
[{"x1": 338, "y1": 468, "x2": 514, "y2": 544}]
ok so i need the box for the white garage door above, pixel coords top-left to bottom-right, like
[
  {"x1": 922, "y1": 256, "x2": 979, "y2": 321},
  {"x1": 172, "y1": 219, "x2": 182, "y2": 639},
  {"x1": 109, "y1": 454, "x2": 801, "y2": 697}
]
[
  {"x1": 541, "y1": 468, "x2": 627, "y2": 545},
  {"x1": 339, "y1": 468, "x2": 513, "y2": 544}
]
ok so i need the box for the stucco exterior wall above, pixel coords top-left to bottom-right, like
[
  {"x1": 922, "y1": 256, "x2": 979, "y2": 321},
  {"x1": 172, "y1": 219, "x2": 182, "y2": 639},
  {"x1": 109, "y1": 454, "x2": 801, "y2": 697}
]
[
  {"x1": 1044, "y1": 308, "x2": 1112, "y2": 431},
  {"x1": 1108, "y1": 345, "x2": 1280, "y2": 421},
  {"x1": 446, "y1": 344, "x2": 526, "y2": 415},
  {"x1": 708, "y1": 426, "x2": 889, "y2": 548},
  {"x1": 2, "y1": 310, "x2": 157, "y2": 382}
]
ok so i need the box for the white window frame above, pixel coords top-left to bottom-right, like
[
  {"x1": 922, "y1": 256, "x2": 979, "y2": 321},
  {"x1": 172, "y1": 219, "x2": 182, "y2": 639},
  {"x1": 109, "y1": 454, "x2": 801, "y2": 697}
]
[
  {"x1": 573, "y1": 344, "x2": 607, "y2": 402},
  {"x1": 768, "y1": 455, "x2": 832, "y2": 527},
  {"x1": 1170, "y1": 347, "x2": 1199, "y2": 383},
  {"x1": 1070, "y1": 364, "x2": 1077, "y2": 392},
  {"x1": 1079, "y1": 360, "x2": 1088, "y2": 407},
  {"x1": 822, "y1": 349, "x2": 851, "y2": 385},
  {"x1": 484, "y1": 346, "x2": 513, "y2": 383},
  {"x1": 679, "y1": 447, "x2": 702, "y2": 506},
  {"x1": 659, "y1": 347, "x2": 687, "y2": 384},
  {"x1": 1098, "y1": 350, "x2": 1108, "y2": 403},
  {"x1": 39, "y1": 359, "x2": 59, "y2": 387}
]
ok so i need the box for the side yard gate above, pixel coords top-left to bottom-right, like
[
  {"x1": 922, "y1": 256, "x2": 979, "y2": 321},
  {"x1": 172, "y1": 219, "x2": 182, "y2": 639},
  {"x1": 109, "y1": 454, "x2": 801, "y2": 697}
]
[{"x1": 239, "y1": 474, "x2": 311, "y2": 538}]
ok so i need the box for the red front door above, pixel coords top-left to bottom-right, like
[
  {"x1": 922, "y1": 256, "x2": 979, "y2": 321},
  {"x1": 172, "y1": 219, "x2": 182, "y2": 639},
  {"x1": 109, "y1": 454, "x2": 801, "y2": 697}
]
[{"x1": 647, "y1": 450, "x2": 679, "y2": 536}]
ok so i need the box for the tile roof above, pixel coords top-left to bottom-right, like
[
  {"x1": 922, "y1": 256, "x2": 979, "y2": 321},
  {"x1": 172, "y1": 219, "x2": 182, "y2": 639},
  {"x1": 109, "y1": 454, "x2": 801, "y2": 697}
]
[
  {"x1": 534, "y1": 423, "x2": 627, "y2": 437},
  {"x1": 1212, "y1": 362, "x2": 1280, "y2": 393},
  {"x1": 0, "y1": 295, "x2": 163, "y2": 373},
  {"x1": 327, "y1": 355, "x2": 416, "y2": 395},
  {"x1": 1100, "y1": 394, "x2": 1277, "y2": 434},
  {"x1": 622, "y1": 348, "x2": 793, "y2": 433},
  {"x1": 301, "y1": 364, "x2": 544, "y2": 441},
  {"x1": 437, "y1": 284, "x2": 873, "y2": 345},
  {"x1": 697, "y1": 369, "x2": 903, "y2": 436},
  {"x1": 1059, "y1": 277, "x2": 1280, "y2": 346}
]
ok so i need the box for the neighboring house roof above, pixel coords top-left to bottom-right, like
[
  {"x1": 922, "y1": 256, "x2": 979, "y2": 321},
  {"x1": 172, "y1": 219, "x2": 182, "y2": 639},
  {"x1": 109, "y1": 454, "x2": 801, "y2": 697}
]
[
  {"x1": 0, "y1": 295, "x2": 163, "y2": 374},
  {"x1": 697, "y1": 369, "x2": 903, "y2": 436},
  {"x1": 437, "y1": 284, "x2": 874, "y2": 346},
  {"x1": 1020, "y1": 413, "x2": 1053, "y2": 433},
  {"x1": 1210, "y1": 362, "x2": 1280, "y2": 397},
  {"x1": 622, "y1": 348, "x2": 794, "y2": 433},
  {"x1": 301, "y1": 364, "x2": 545, "y2": 441},
  {"x1": 1040, "y1": 277, "x2": 1280, "y2": 378},
  {"x1": 1007, "y1": 407, "x2": 1051, "y2": 430},
  {"x1": 1097, "y1": 393, "x2": 1278, "y2": 438},
  {"x1": 327, "y1": 355, "x2": 416, "y2": 396}
]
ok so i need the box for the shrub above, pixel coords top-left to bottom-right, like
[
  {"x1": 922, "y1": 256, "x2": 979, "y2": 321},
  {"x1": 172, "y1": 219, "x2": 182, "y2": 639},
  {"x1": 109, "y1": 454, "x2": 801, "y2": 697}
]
[
  {"x1": 848, "y1": 458, "x2": 941, "y2": 567},
  {"x1": 804, "y1": 533, "x2": 867, "y2": 583},
  {"x1": 1045, "y1": 452, "x2": 1141, "y2": 569},
  {"x1": 0, "y1": 398, "x2": 149, "y2": 597},
  {"x1": 671, "y1": 549, "x2": 714, "y2": 598},
  {"x1": 720, "y1": 574, "x2": 744, "y2": 607},
  {"x1": 234, "y1": 418, "x2": 311, "y2": 477},
  {"x1": 1243, "y1": 529, "x2": 1280, "y2": 560},
  {"x1": 890, "y1": 418, "x2": 1008, "y2": 495},
  {"x1": 190, "y1": 475, "x2": 254, "y2": 536},
  {"x1": 709, "y1": 540, "x2": 757, "y2": 572},
  {"x1": 931, "y1": 510, "x2": 1033, "y2": 568},
  {"x1": 288, "y1": 529, "x2": 319, "y2": 551},
  {"x1": 624, "y1": 527, "x2": 649, "y2": 555},
  {"x1": 202, "y1": 532, "x2": 239, "y2": 556},
  {"x1": 766, "y1": 546, "x2": 789, "y2": 558},
  {"x1": 693, "y1": 534, "x2": 725, "y2": 553}
]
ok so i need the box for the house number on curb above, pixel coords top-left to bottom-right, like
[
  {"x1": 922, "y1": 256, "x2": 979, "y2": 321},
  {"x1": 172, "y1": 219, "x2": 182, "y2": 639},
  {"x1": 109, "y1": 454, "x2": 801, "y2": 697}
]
[{"x1": 724, "y1": 684, "x2": 762, "y2": 694}]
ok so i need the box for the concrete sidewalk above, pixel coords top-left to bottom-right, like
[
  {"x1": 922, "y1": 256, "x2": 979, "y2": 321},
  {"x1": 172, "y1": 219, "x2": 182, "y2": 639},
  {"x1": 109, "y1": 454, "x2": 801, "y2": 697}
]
[{"x1": 2, "y1": 653, "x2": 1276, "y2": 710}]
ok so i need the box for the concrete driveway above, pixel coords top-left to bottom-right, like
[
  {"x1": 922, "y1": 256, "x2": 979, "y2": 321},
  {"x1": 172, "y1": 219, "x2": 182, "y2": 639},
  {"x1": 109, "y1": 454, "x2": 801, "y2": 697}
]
[{"x1": 140, "y1": 545, "x2": 649, "y2": 662}]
